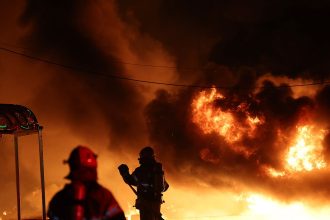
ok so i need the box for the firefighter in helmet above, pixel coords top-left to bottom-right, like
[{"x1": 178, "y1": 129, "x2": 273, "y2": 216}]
[
  {"x1": 118, "y1": 146, "x2": 169, "y2": 220},
  {"x1": 48, "y1": 145, "x2": 126, "y2": 220}
]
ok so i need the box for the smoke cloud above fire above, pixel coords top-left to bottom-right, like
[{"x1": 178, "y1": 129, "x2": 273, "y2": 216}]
[{"x1": 2, "y1": 0, "x2": 330, "y2": 217}]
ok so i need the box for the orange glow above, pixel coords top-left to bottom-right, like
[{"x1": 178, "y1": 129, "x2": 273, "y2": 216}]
[
  {"x1": 244, "y1": 193, "x2": 314, "y2": 220},
  {"x1": 266, "y1": 125, "x2": 327, "y2": 177},
  {"x1": 191, "y1": 88, "x2": 263, "y2": 143},
  {"x1": 266, "y1": 167, "x2": 286, "y2": 177},
  {"x1": 124, "y1": 205, "x2": 139, "y2": 220},
  {"x1": 192, "y1": 88, "x2": 328, "y2": 176},
  {"x1": 192, "y1": 88, "x2": 240, "y2": 143},
  {"x1": 286, "y1": 125, "x2": 327, "y2": 172},
  {"x1": 199, "y1": 148, "x2": 221, "y2": 164}
]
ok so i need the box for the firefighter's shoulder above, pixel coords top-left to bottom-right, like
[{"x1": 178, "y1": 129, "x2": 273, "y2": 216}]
[{"x1": 49, "y1": 184, "x2": 72, "y2": 202}]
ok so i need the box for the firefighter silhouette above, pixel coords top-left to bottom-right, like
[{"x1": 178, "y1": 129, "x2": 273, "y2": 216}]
[
  {"x1": 48, "y1": 146, "x2": 126, "y2": 220},
  {"x1": 118, "y1": 146, "x2": 169, "y2": 220}
]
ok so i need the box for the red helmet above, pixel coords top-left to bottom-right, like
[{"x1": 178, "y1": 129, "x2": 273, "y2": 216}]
[{"x1": 65, "y1": 146, "x2": 98, "y2": 182}]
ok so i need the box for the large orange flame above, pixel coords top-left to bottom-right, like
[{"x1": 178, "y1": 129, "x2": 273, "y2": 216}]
[
  {"x1": 191, "y1": 88, "x2": 263, "y2": 143},
  {"x1": 286, "y1": 125, "x2": 326, "y2": 172},
  {"x1": 192, "y1": 88, "x2": 328, "y2": 175},
  {"x1": 265, "y1": 124, "x2": 327, "y2": 178}
]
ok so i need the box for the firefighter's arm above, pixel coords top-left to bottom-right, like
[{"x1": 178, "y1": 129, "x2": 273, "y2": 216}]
[{"x1": 118, "y1": 164, "x2": 138, "y2": 186}]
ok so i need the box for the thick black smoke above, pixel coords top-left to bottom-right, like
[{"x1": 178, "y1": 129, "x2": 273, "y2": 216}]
[{"x1": 118, "y1": 0, "x2": 330, "y2": 79}]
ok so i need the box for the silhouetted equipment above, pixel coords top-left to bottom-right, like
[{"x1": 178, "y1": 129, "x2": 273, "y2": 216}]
[
  {"x1": 118, "y1": 146, "x2": 169, "y2": 220},
  {"x1": 0, "y1": 104, "x2": 46, "y2": 220}
]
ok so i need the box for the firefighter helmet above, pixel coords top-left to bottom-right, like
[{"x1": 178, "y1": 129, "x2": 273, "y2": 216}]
[
  {"x1": 138, "y1": 146, "x2": 155, "y2": 165},
  {"x1": 139, "y1": 146, "x2": 155, "y2": 159},
  {"x1": 65, "y1": 146, "x2": 98, "y2": 181}
]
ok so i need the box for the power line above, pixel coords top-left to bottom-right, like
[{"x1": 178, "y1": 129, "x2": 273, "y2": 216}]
[
  {"x1": 0, "y1": 40, "x2": 201, "y2": 71},
  {"x1": 0, "y1": 46, "x2": 217, "y2": 88},
  {"x1": 0, "y1": 45, "x2": 330, "y2": 89},
  {"x1": 0, "y1": 46, "x2": 210, "y2": 88}
]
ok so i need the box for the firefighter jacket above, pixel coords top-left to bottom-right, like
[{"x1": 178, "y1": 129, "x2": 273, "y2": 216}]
[{"x1": 47, "y1": 181, "x2": 126, "y2": 220}]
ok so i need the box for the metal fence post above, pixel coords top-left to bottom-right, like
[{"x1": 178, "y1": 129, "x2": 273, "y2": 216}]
[
  {"x1": 14, "y1": 133, "x2": 21, "y2": 220},
  {"x1": 38, "y1": 128, "x2": 47, "y2": 220}
]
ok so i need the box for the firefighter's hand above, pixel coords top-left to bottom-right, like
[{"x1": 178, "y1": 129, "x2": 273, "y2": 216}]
[{"x1": 118, "y1": 164, "x2": 129, "y2": 176}]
